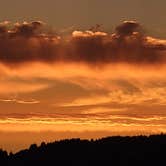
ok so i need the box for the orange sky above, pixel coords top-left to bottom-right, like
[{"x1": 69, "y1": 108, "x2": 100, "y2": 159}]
[{"x1": 0, "y1": 20, "x2": 166, "y2": 152}]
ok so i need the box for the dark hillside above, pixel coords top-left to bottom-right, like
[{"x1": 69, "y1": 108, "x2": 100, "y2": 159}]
[{"x1": 1, "y1": 134, "x2": 166, "y2": 166}]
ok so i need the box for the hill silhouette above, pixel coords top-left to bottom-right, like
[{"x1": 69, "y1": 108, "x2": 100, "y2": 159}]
[{"x1": 0, "y1": 134, "x2": 166, "y2": 166}]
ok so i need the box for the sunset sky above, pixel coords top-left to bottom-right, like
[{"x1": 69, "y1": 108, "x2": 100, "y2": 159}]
[{"x1": 0, "y1": 0, "x2": 166, "y2": 152}]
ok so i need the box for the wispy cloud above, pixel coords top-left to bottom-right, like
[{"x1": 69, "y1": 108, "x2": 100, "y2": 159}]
[{"x1": 0, "y1": 98, "x2": 40, "y2": 104}]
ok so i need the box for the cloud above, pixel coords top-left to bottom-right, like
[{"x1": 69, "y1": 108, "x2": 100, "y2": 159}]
[
  {"x1": 0, "y1": 80, "x2": 49, "y2": 94},
  {"x1": 0, "y1": 98, "x2": 40, "y2": 104},
  {"x1": 115, "y1": 21, "x2": 142, "y2": 36},
  {"x1": 1, "y1": 20, "x2": 166, "y2": 138},
  {"x1": 13, "y1": 21, "x2": 44, "y2": 37},
  {"x1": 0, "y1": 20, "x2": 165, "y2": 65}
]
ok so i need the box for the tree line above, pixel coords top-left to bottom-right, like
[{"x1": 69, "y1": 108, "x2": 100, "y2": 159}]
[{"x1": 1, "y1": 134, "x2": 166, "y2": 165}]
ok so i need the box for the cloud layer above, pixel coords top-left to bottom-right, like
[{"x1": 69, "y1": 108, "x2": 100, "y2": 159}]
[
  {"x1": 0, "y1": 20, "x2": 166, "y2": 65},
  {"x1": 0, "y1": 21, "x2": 166, "y2": 147}
]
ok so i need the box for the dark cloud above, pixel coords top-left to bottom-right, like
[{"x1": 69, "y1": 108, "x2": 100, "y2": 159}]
[
  {"x1": 12, "y1": 21, "x2": 44, "y2": 37},
  {"x1": 115, "y1": 21, "x2": 142, "y2": 36},
  {"x1": 0, "y1": 20, "x2": 165, "y2": 65},
  {"x1": 0, "y1": 22, "x2": 8, "y2": 35}
]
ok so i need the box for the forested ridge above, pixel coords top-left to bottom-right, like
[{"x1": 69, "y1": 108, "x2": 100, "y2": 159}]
[{"x1": 0, "y1": 134, "x2": 166, "y2": 166}]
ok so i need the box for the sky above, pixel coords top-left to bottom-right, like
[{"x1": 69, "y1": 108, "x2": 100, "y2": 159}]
[
  {"x1": 1, "y1": 0, "x2": 166, "y2": 36},
  {"x1": 0, "y1": 0, "x2": 166, "y2": 152}
]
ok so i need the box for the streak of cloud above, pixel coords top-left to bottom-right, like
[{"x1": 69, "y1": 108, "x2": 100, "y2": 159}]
[{"x1": 0, "y1": 98, "x2": 40, "y2": 104}]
